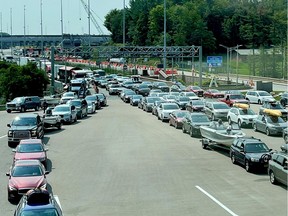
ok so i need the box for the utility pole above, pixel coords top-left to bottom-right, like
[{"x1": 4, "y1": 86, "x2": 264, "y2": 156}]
[
  {"x1": 88, "y1": 0, "x2": 91, "y2": 67},
  {"x1": 163, "y1": 0, "x2": 167, "y2": 74},
  {"x1": 24, "y1": 5, "x2": 26, "y2": 56},
  {"x1": 10, "y1": 8, "x2": 13, "y2": 56},
  {"x1": 40, "y1": 0, "x2": 43, "y2": 57},
  {"x1": 123, "y1": 0, "x2": 125, "y2": 46},
  {"x1": 0, "y1": 12, "x2": 3, "y2": 55}
]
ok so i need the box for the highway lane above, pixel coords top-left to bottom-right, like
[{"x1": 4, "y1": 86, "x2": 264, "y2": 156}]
[{"x1": 0, "y1": 94, "x2": 287, "y2": 216}]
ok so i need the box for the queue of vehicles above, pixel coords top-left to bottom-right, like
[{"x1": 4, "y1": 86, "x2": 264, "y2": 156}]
[
  {"x1": 4, "y1": 80, "x2": 108, "y2": 215},
  {"x1": 96, "y1": 75, "x2": 287, "y2": 187}
]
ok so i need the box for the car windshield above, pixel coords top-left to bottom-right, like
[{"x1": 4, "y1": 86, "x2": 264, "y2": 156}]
[
  {"x1": 67, "y1": 101, "x2": 81, "y2": 107},
  {"x1": 163, "y1": 104, "x2": 179, "y2": 110},
  {"x1": 267, "y1": 116, "x2": 285, "y2": 123},
  {"x1": 147, "y1": 98, "x2": 161, "y2": 103},
  {"x1": 268, "y1": 103, "x2": 283, "y2": 109},
  {"x1": 191, "y1": 115, "x2": 210, "y2": 122},
  {"x1": 213, "y1": 103, "x2": 229, "y2": 109},
  {"x1": 230, "y1": 94, "x2": 245, "y2": 99},
  {"x1": 258, "y1": 91, "x2": 271, "y2": 96},
  {"x1": 165, "y1": 95, "x2": 176, "y2": 99},
  {"x1": 192, "y1": 101, "x2": 204, "y2": 106},
  {"x1": 210, "y1": 89, "x2": 219, "y2": 93},
  {"x1": 178, "y1": 97, "x2": 190, "y2": 102},
  {"x1": 63, "y1": 92, "x2": 74, "y2": 97},
  {"x1": 20, "y1": 208, "x2": 59, "y2": 216},
  {"x1": 85, "y1": 96, "x2": 97, "y2": 101},
  {"x1": 192, "y1": 86, "x2": 200, "y2": 90},
  {"x1": 12, "y1": 165, "x2": 42, "y2": 177},
  {"x1": 95, "y1": 94, "x2": 104, "y2": 99},
  {"x1": 239, "y1": 109, "x2": 256, "y2": 115},
  {"x1": 158, "y1": 82, "x2": 168, "y2": 86},
  {"x1": 139, "y1": 84, "x2": 149, "y2": 88},
  {"x1": 18, "y1": 144, "x2": 43, "y2": 153},
  {"x1": 12, "y1": 117, "x2": 36, "y2": 126},
  {"x1": 175, "y1": 111, "x2": 188, "y2": 118},
  {"x1": 53, "y1": 106, "x2": 70, "y2": 112},
  {"x1": 245, "y1": 143, "x2": 269, "y2": 153},
  {"x1": 12, "y1": 97, "x2": 24, "y2": 103}
]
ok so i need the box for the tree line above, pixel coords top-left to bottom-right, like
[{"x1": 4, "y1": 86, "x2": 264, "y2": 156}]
[{"x1": 104, "y1": 0, "x2": 287, "y2": 78}]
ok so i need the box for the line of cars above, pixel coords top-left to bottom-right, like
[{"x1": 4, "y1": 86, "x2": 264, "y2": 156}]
[
  {"x1": 101, "y1": 76, "x2": 287, "y2": 187},
  {"x1": 4, "y1": 89, "x2": 108, "y2": 215}
]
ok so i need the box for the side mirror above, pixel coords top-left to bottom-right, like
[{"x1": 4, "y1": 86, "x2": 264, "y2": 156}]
[
  {"x1": 7, "y1": 124, "x2": 11, "y2": 127},
  {"x1": 12, "y1": 149, "x2": 16, "y2": 152},
  {"x1": 45, "y1": 171, "x2": 50, "y2": 175},
  {"x1": 44, "y1": 148, "x2": 49, "y2": 151},
  {"x1": 6, "y1": 172, "x2": 10, "y2": 176},
  {"x1": 71, "y1": 105, "x2": 75, "y2": 110}
]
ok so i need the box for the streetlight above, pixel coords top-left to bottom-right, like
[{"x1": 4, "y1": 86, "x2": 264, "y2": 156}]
[
  {"x1": 235, "y1": 45, "x2": 242, "y2": 85},
  {"x1": 219, "y1": 44, "x2": 242, "y2": 83}
]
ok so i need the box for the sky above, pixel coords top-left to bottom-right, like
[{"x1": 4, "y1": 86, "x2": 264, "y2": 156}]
[{"x1": 0, "y1": 0, "x2": 125, "y2": 35}]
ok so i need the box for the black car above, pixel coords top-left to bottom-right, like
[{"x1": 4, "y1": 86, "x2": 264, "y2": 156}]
[
  {"x1": 182, "y1": 112, "x2": 211, "y2": 137},
  {"x1": 152, "y1": 82, "x2": 170, "y2": 92},
  {"x1": 142, "y1": 96, "x2": 162, "y2": 112},
  {"x1": 14, "y1": 188, "x2": 63, "y2": 216},
  {"x1": 280, "y1": 92, "x2": 288, "y2": 107},
  {"x1": 134, "y1": 84, "x2": 151, "y2": 96},
  {"x1": 230, "y1": 137, "x2": 272, "y2": 172},
  {"x1": 7, "y1": 113, "x2": 45, "y2": 148},
  {"x1": 6, "y1": 96, "x2": 41, "y2": 113}
]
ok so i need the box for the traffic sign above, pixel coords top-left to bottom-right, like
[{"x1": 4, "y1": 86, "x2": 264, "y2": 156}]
[{"x1": 207, "y1": 56, "x2": 222, "y2": 67}]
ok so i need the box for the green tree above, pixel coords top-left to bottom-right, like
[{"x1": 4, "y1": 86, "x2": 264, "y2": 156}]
[{"x1": 0, "y1": 62, "x2": 49, "y2": 101}]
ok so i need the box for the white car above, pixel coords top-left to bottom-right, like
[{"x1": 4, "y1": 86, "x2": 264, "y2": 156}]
[
  {"x1": 87, "y1": 100, "x2": 96, "y2": 114},
  {"x1": 227, "y1": 106, "x2": 258, "y2": 127},
  {"x1": 157, "y1": 103, "x2": 180, "y2": 122},
  {"x1": 245, "y1": 90, "x2": 275, "y2": 104},
  {"x1": 162, "y1": 95, "x2": 177, "y2": 102},
  {"x1": 52, "y1": 104, "x2": 77, "y2": 124},
  {"x1": 59, "y1": 92, "x2": 78, "y2": 104},
  {"x1": 179, "y1": 92, "x2": 199, "y2": 100}
]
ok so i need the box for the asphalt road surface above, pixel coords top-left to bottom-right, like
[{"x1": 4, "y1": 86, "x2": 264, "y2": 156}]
[{"x1": 0, "y1": 92, "x2": 287, "y2": 216}]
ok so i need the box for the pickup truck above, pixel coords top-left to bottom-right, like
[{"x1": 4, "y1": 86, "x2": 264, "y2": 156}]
[
  {"x1": 219, "y1": 94, "x2": 249, "y2": 107},
  {"x1": 43, "y1": 107, "x2": 62, "y2": 130}
]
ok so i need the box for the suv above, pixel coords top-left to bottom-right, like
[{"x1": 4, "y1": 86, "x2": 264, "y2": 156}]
[
  {"x1": 7, "y1": 113, "x2": 44, "y2": 148},
  {"x1": 268, "y1": 144, "x2": 287, "y2": 186},
  {"x1": 245, "y1": 90, "x2": 275, "y2": 104},
  {"x1": 6, "y1": 96, "x2": 41, "y2": 113},
  {"x1": 14, "y1": 188, "x2": 63, "y2": 216},
  {"x1": 230, "y1": 137, "x2": 272, "y2": 172}
]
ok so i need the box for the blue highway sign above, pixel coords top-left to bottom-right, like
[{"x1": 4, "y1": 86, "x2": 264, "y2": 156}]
[{"x1": 207, "y1": 56, "x2": 222, "y2": 67}]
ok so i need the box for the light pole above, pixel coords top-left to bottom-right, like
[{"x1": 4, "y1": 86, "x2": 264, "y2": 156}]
[
  {"x1": 10, "y1": 8, "x2": 13, "y2": 56},
  {"x1": 0, "y1": 12, "x2": 3, "y2": 55},
  {"x1": 123, "y1": 0, "x2": 125, "y2": 47},
  {"x1": 219, "y1": 44, "x2": 230, "y2": 82},
  {"x1": 163, "y1": 0, "x2": 167, "y2": 74},
  {"x1": 24, "y1": 5, "x2": 26, "y2": 56},
  {"x1": 235, "y1": 45, "x2": 242, "y2": 85}
]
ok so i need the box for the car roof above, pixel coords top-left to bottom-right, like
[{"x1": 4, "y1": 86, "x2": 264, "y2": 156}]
[
  {"x1": 14, "y1": 159, "x2": 42, "y2": 166},
  {"x1": 14, "y1": 113, "x2": 39, "y2": 118},
  {"x1": 19, "y1": 139, "x2": 43, "y2": 145},
  {"x1": 236, "y1": 136, "x2": 263, "y2": 143}
]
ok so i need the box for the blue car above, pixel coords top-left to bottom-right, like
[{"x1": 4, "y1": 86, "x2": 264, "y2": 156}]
[{"x1": 14, "y1": 188, "x2": 63, "y2": 216}]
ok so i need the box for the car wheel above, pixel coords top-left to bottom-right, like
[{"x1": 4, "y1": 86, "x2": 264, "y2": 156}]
[
  {"x1": 182, "y1": 126, "x2": 186, "y2": 133},
  {"x1": 21, "y1": 107, "x2": 25, "y2": 112},
  {"x1": 238, "y1": 119, "x2": 242, "y2": 128},
  {"x1": 202, "y1": 139, "x2": 208, "y2": 149},
  {"x1": 57, "y1": 122, "x2": 62, "y2": 130},
  {"x1": 35, "y1": 106, "x2": 39, "y2": 111},
  {"x1": 189, "y1": 128, "x2": 193, "y2": 137},
  {"x1": 169, "y1": 120, "x2": 172, "y2": 126},
  {"x1": 269, "y1": 171, "x2": 277, "y2": 185},
  {"x1": 245, "y1": 160, "x2": 251, "y2": 172},
  {"x1": 228, "y1": 117, "x2": 232, "y2": 125},
  {"x1": 284, "y1": 134, "x2": 288, "y2": 144},
  {"x1": 7, "y1": 109, "x2": 11, "y2": 113},
  {"x1": 211, "y1": 114, "x2": 215, "y2": 121},
  {"x1": 161, "y1": 115, "x2": 165, "y2": 122},
  {"x1": 175, "y1": 123, "x2": 178, "y2": 129},
  {"x1": 74, "y1": 116, "x2": 77, "y2": 123},
  {"x1": 258, "y1": 99, "x2": 261, "y2": 104},
  {"x1": 253, "y1": 124, "x2": 257, "y2": 132},
  {"x1": 231, "y1": 153, "x2": 236, "y2": 164},
  {"x1": 266, "y1": 128, "x2": 271, "y2": 136},
  {"x1": 157, "y1": 114, "x2": 160, "y2": 120}
]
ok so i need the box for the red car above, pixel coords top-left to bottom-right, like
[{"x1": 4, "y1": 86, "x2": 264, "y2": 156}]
[
  {"x1": 203, "y1": 89, "x2": 224, "y2": 98},
  {"x1": 219, "y1": 94, "x2": 250, "y2": 107},
  {"x1": 186, "y1": 86, "x2": 204, "y2": 97},
  {"x1": 6, "y1": 160, "x2": 49, "y2": 201},
  {"x1": 169, "y1": 110, "x2": 190, "y2": 129},
  {"x1": 13, "y1": 139, "x2": 48, "y2": 168}
]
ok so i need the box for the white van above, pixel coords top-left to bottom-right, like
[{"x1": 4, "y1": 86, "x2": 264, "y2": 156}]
[{"x1": 245, "y1": 90, "x2": 275, "y2": 104}]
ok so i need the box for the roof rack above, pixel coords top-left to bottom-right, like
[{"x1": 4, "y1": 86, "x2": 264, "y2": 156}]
[{"x1": 280, "y1": 144, "x2": 288, "y2": 153}]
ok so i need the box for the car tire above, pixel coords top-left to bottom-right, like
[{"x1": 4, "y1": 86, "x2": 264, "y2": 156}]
[
  {"x1": 7, "y1": 109, "x2": 11, "y2": 113},
  {"x1": 161, "y1": 116, "x2": 165, "y2": 122},
  {"x1": 211, "y1": 114, "x2": 215, "y2": 121},
  {"x1": 228, "y1": 117, "x2": 232, "y2": 125},
  {"x1": 266, "y1": 128, "x2": 271, "y2": 136},
  {"x1": 57, "y1": 122, "x2": 62, "y2": 130},
  {"x1": 74, "y1": 116, "x2": 77, "y2": 123},
  {"x1": 169, "y1": 120, "x2": 172, "y2": 126},
  {"x1": 253, "y1": 124, "x2": 258, "y2": 132},
  {"x1": 182, "y1": 126, "x2": 186, "y2": 133},
  {"x1": 202, "y1": 139, "x2": 208, "y2": 149},
  {"x1": 269, "y1": 170, "x2": 277, "y2": 185},
  {"x1": 238, "y1": 119, "x2": 242, "y2": 128},
  {"x1": 175, "y1": 123, "x2": 178, "y2": 129},
  {"x1": 231, "y1": 153, "x2": 236, "y2": 164},
  {"x1": 258, "y1": 99, "x2": 261, "y2": 104},
  {"x1": 189, "y1": 128, "x2": 193, "y2": 137},
  {"x1": 35, "y1": 106, "x2": 39, "y2": 111},
  {"x1": 21, "y1": 107, "x2": 25, "y2": 112},
  {"x1": 284, "y1": 134, "x2": 288, "y2": 144},
  {"x1": 245, "y1": 160, "x2": 251, "y2": 172}
]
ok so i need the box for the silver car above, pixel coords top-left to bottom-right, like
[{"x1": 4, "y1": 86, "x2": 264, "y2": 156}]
[
  {"x1": 204, "y1": 101, "x2": 230, "y2": 121},
  {"x1": 52, "y1": 104, "x2": 77, "y2": 124}
]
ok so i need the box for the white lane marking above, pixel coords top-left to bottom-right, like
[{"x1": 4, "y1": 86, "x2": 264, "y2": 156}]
[
  {"x1": 0, "y1": 135, "x2": 7, "y2": 139},
  {"x1": 196, "y1": 185, "x2": 238, "y2": 216}
]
